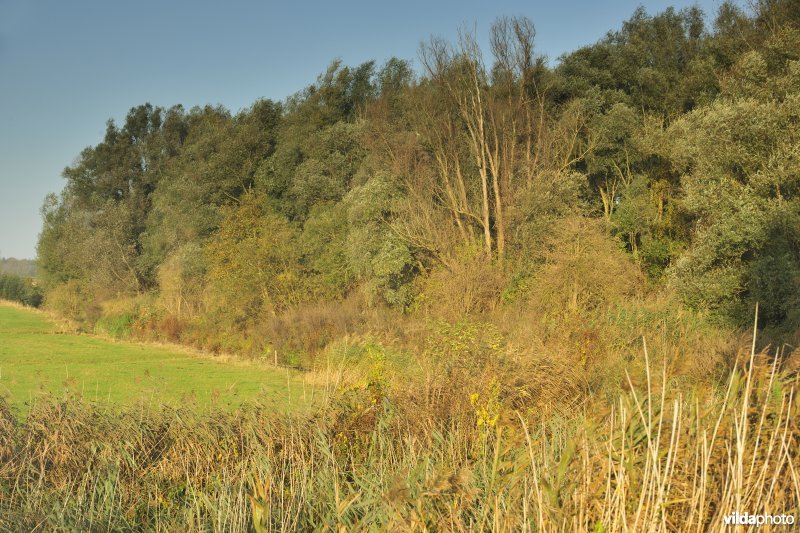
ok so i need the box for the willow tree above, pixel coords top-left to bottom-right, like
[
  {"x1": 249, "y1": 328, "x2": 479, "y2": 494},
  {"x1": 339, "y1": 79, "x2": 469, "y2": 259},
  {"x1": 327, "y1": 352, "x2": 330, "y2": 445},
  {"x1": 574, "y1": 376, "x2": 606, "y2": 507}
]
[
  {"x1": 667, "y1": 43, "x2": 800, "y2": 327},
  {"x1": 411, "y1": 17, "x2": 588, "y2": 261}
]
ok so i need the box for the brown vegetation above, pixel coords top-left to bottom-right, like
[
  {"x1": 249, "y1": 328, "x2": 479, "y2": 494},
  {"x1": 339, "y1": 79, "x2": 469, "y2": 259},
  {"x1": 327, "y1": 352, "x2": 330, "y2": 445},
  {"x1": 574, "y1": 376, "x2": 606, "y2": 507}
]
[{"x1": 1, "y1": 336, "x2": 797, "y2": 530}]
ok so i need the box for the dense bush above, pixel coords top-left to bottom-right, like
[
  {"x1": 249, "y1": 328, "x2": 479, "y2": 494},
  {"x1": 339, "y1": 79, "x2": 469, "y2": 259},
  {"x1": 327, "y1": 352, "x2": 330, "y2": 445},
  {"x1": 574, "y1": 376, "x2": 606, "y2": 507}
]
[{"x1": 0, "y1": 273, "x2": 42, "y2": 307}]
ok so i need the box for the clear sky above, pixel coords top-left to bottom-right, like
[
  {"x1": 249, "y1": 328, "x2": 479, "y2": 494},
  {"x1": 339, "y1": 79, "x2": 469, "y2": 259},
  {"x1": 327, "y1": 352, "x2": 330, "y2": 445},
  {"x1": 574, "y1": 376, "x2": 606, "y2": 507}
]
[{"x1": 0, "y1": 0, "x2": 722, "y2": 259}]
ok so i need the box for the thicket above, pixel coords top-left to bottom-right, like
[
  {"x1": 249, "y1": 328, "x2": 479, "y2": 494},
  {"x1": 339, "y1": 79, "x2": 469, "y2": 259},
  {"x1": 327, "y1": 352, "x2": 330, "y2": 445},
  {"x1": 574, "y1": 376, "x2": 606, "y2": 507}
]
[{"x1": 0, "y1": 273, "x2": 42, "y2": 308}]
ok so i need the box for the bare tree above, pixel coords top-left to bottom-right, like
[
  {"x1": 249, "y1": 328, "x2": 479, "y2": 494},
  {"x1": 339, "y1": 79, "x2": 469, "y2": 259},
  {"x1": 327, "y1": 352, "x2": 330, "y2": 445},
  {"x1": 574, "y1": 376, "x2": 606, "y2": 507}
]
[{"x1": 407, "y1": 17, "x2": 592, "y2": 263}]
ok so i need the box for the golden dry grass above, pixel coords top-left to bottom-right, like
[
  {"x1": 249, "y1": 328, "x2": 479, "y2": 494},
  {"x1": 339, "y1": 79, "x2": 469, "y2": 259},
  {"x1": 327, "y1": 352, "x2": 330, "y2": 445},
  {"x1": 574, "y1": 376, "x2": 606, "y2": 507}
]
[{"x1": 1, "y1": 337, "x2": 797, "y2": 530}]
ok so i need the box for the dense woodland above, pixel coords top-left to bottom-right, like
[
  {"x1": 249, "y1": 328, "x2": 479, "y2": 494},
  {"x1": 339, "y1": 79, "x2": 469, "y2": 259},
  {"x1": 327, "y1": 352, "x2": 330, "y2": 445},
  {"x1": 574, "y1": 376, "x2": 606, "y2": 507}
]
[{"x1": 37, "y1": 0, "x2": 800, "y2": 360}]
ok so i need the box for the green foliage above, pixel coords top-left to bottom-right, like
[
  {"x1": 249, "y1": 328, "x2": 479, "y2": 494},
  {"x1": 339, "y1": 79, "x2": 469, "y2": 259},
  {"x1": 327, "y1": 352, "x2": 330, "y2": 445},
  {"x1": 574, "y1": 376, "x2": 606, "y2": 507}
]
[
  {"x1": 288, "y1": 122, "x2": 366, "y2": 217},
  {"x1": 299, "y1": 203, "x2": 352, "y2": 299},
  {"x1": 344, "y1": 174, "x2": 416, "y2": 308},
  {"x1": 611, "y1": 177, "x2": 655, "y2": 252},
  {"x1": 94, "y1": 312, "x2": 134, "y2": 339},
  {"x1": 0, "y1": 273, "x2": 42, "y2": 307},
  {"x1": 666, "y1": 54, "x2": 800, "y2": 327},
  {"x1": 205, "y1": 193, "x2": 305, "y2": 322},
  {"x1": 142, "y1": 102, "x2": 281, "y2": 270},
  {"x1": 557, "y1": 6, "x2": 716, "y2": 116},
  {"x1": 35, "y1": 3, "x2": 800, "y2": 348}
]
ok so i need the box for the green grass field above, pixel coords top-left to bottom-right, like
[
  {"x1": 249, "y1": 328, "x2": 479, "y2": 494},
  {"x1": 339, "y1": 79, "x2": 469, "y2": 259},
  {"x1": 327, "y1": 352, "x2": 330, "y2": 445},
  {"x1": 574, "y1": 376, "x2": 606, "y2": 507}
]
[{"x1": 0, "y1": 303, "x2": 309, "y2": 413}]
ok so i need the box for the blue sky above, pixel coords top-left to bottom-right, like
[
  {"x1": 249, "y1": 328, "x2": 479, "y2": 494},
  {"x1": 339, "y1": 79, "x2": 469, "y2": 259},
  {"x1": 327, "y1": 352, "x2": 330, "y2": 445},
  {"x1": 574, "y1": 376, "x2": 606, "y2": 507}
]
[{"x1": 0, "y1": 0, "x2": 722, "y2": 259}]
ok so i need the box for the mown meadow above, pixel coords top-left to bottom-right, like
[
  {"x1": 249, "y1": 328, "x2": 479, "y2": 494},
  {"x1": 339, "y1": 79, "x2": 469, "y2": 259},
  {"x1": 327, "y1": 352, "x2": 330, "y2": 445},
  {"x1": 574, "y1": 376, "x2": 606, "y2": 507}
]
[{"x1": 0, "y1": 303, "x2": 308, "y2": 414}]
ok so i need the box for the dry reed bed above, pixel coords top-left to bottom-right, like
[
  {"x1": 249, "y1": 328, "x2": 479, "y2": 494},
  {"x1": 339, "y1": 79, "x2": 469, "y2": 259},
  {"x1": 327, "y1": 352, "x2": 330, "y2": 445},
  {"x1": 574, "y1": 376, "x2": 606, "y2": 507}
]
[{"x1": 0, "y1": 346, "x2": 798, "y2": 531}]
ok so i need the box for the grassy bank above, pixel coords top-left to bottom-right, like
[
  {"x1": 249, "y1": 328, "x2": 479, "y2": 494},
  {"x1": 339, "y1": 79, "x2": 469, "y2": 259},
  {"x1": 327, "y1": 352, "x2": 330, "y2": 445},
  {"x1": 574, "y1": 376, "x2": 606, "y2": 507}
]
[{"x1": 0, "y1": 302, "x2": 308, "y2": 414}]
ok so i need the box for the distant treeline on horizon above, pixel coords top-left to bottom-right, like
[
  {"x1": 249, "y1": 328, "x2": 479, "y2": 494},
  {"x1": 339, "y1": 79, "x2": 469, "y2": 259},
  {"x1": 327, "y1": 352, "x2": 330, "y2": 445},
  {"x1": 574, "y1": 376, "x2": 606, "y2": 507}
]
[{"x1": 0, "y1": 257, "x2": 37, "y2": 279}]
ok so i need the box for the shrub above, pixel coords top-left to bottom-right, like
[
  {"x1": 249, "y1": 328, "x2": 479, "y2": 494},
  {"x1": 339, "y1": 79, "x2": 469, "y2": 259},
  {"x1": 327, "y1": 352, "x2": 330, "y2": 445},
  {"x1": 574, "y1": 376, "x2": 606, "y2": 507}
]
[
  {"x1": 415, "y1": 245, "x2": 507, "y2": 319},
  {"x1": 527, "y1": 216, "x2": 642, "y2": 317},
  {"x1": 43, "y1": 280, "x2": 100, "y2": 325},
  {"x1": 94, "y1": 313, "x2": 134, "y2": 339},
  {"x1": 0, "y1": 273, "x2": 43, "y2": 307}
]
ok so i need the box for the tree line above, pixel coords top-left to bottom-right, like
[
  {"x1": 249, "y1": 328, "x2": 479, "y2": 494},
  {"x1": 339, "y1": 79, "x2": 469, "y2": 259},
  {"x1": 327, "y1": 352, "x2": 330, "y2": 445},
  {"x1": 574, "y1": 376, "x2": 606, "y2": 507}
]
[{"x1": 37, "y1": 0, "x2": 800, "y2": 353}]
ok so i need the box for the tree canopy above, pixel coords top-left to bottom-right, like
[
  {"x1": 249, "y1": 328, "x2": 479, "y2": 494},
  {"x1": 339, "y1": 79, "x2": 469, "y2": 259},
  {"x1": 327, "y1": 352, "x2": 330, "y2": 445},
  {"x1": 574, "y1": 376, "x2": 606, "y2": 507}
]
[{"x1": 37, "y1": 0, "x2": 800, "y2": 352}]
